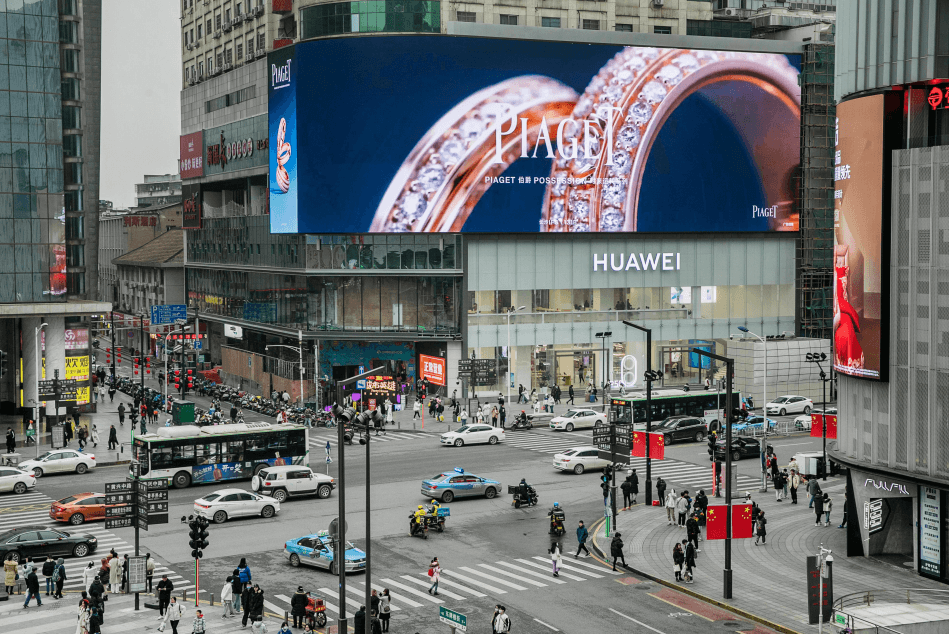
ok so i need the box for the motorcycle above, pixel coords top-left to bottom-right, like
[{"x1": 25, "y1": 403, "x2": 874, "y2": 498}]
[
  {"x1": 508, "y1": 484, "x2": 539, "y2": 508},
  {"x1": 422, "y1": 503, "x2": 450, "y2": 532},
  {"x1": 509, "y1": 413, "x2": 533, "y2": 430},
  {"x1": 408, "y1": 514, "x2": 428, "y2": 539}
]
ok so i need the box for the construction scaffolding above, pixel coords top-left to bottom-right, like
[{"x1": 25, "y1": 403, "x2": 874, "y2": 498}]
[{"x1": 796, "y1": 43, "x2": 835, "y2": 341}]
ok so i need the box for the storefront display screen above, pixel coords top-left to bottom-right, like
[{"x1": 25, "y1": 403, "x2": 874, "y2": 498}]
[
  {"x1": 269, "y1": 37, "x2": 801, "y2": 234},
  {"x1": 920, "y1": 487, "x2": 942, "y2": 578}
]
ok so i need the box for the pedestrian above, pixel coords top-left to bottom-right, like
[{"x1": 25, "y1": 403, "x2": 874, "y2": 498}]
[
  {"x1": 665, "y1": 488, "x2": 677, "y2": 525},
  {"x1": 620, "y1": 477, "x2": 632, "y2": 510},
  {"x1": 227, "y1": 568, "x2": 242, "y2": 614},
  {"x1": 121, "y1": 554, "x2": 129, "y2": 592},
  {"x1": 88, "y1": 578, "x2": 104, "y2": 623},
  {"x1": 774, "y1": 470, "x2": 785, "y2": 501},
  {"x1": 839, "y1": 490, "x2": 849, "y2": 528},
  {"x1": 575, "y1": 520, "x2": 590, "y2": 557},
  {"x1": 412, "y1": 399, "x2": 421, "y2": 419},
  {"x1": 77, "y1": 599, "x2": 91, "y2": 634},
  {"x1": 684, "y1": 539, "x2": 696, "y2": 583},
  {"x1": 3, "y1": 553, "x2": 16, "y2": 594},
  {"x1": 144, "y1": 553, "x2": 155, "y2": 594},
  {"x1": 5, "y1": 427, "x2": 14, "y2": 453},
  {"x1": 163, "y1": 596, "x2": 184, "y2": 634},
  {"x1": 157, "y1": 574, "x2": 173, "y2": 617},
  {"x1": 672, "y1": 541, "x2": 685, "y2": 581},
  {"x1": 108, "y1": 553, "x2": 121, "y2": 594},
  {"x1": 25, "y1": 421, "x2": 34, "y2": 446},
  {"x1": 23, "y1": 565, "x2": 41, "y2": 607},
  {"x1": 807, "y1": 476, "x2": 822, "y2": 508},
  {"x1": 428, "y1": 557, "x2": 441, "y2": 595},
  {"x1": 770, "y1": 451, "x2": 780, "y2": 482},
  {"x1": 77, "y1": 424, "x2": 85, "y2": 450},
  {"x1": 108, "y1": 384, "x2": 115, "y2": 403},
  {"x1": 379, "y1": 588, "x2": 391, "y2": 632},
  {"x1": 755, "y1": 510, "x2": 768, "y2": 545},
  {"x1": 277, "y1": 622, "x2": 292, "y2": 634},
  {"x1": 686, "y1": 513, "x2": 701, "y2": 552},
  {"x1": 790, "y1": 470, "x2": 800, "y2": 504},
  {"x1": 567, "y1": 384, "x2": 575, "y2": 405},
  {"x1": 192, "y1": 609, "x2": 206, "y2": 634},
  {"x1": 354, "y1": 605, "x2": 367, "y2": 633},
  {"x1": 493, "y1": 606, "x2": 511, "y2": 633},
  {"x1": 238, "y1": 557, "x2": 252, "y2": 585},
  {"x1": 117, "y1": 403, "x2": 125, "y2": 427},
  {"x1": 140, "y1": 415, "x2": 147, "y2": 435},
  {"x1": 610, "y1": 532, "x2": 626, "y2": 571},
  {"x1": 370, "y1": 588, "x2": 380, "y2": 617},
  {"x1": 630, "y1": 469, "x2": 639, "y2": 505},
  {"x1": 549, "y1": 542, "x2": 563, "y2": 577},
  {"x1": 656, "y1": 477, "x2": 667, "y2": 507},
  {"x1": 822, "y1": 493, "x2": 833, "y2": 526},
  {"x1": 291, "y1": 585, "x2": 308, "y2": 628},
  {"x1": 240, "y1": 584, "x2": 253, "y2": 627},
  {"x1": 249, "y1": 585, "x2": 265, "y2": 630},
  {"x1": 54, "y1": 557, "x2": 66, "y2": 599},
  {"x1": 107, "y1": 425, "x2": 118, "y2": 450},
  {"x1": 676, "y1": 491, "x2": 689, "y2": 526},
  {"x1": 42, "y1": 555, "x2": 55, "y2": 595},
  {"x1": 220, "y1": 574, "x2": 235, "y2": 619},
  {"x1": 491, "y1": 406, "x2": 498, "y2": 428},
  {"x1": 82, "y1": 562, "x2": 97, "y2": 593},
  {"x1": 90, "y1": 424, "x2": 99, "y2": 448}
]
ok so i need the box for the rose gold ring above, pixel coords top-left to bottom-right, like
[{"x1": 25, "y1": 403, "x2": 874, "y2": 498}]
[
  {"x1": 370, "y1": 76, "x2": 579, "y2": 232},
  {"x1": 541, "y1": 48, "x2": 801, "y2": 232}
]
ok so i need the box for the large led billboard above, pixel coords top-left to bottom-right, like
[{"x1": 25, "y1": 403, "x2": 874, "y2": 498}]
[
  {"x1": 268, "y1": 36, "x2": 801, "y2": 234},
  {"x1": 833, "y1": 95, "x2": 888, "y2": 380}
]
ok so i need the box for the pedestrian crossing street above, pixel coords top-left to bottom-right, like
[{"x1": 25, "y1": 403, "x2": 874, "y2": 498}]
[
  {"x1": 0, "y1": 491, "x2": 192, "y2": 600},
  {"x1": 502, "y1": 432, "x2": 761, "y2": 493},
  {"x1": 261, "y1": 555, "x2": 620, "y2": 622},
  {"x1": 308, "y1": 430, "x2": 427, "y2": 448}
]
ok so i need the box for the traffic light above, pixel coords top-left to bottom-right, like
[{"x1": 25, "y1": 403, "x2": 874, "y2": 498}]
[
  {"x1": 188, "y1": 516, "x2": 210, "y2": 559},
  {"x1": 0, "y1": 349, "x2": 7, "y2": 378},
  {"x1": 707, "y1": 431, "x2": 717, "y2": 462}
]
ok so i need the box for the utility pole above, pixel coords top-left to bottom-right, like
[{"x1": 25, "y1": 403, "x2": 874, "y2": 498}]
[
  {"x1": 140, "y1": 316, "x2": 145, "y2": 393},
  {"x1": 110, "y1": 312, "x2": 116, "y2": 379},
  {"x1": 622, "y1": 321, "x2": 654, "y2": 505}
]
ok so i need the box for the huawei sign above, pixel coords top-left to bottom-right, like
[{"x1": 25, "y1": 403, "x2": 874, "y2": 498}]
[{"x1": 180, "y1": 131, "x2": 204, "y2": 179}]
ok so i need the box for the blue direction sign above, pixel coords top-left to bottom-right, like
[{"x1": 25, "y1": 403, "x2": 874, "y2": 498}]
[{"x1": 150, "y1": 304, "x2": 188, "y2": 326}]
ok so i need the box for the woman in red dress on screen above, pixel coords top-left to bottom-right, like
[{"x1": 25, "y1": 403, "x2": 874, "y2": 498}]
[{"x1": 834, "y1": 246, "x2": 865, "y2": 369}]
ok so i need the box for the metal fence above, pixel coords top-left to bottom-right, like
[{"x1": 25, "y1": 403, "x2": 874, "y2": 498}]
[{"x1": 834, "y1": 588, "x2": 949, "y2": 634}]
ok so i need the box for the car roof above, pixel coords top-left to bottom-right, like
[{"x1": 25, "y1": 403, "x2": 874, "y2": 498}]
[
  {"x1": 205, "y1": 488, "x2": 249, "y2": 495},
  {"x1": 60, "y1": 492, "x2": 98, "y2": 500},
  {"x1": 566, "y1": 446, "x2": 598, "y2": 452},
  {"x1": 260, "y1": 465, "x2": 310, "y2": 473}
]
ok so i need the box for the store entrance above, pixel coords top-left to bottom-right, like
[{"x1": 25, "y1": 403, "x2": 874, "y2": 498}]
[{"x1": 553, "y1": 350, "x2": 597, "y2": 390}]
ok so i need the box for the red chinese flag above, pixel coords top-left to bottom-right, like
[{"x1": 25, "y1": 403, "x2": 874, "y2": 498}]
[
  {"x1": 706, "y1": 505, "x2": 727, "y2": 540},
  {"x1": 648, "y1": 432, "x2": 665, "y2": 460},
  {"x1": 732, "y1": 503, "x2": 754, "y2": 539},
  {"x1": 810, "y1": 414, "x2": 824, "y2": 438},
  {"x1": 632, "y1": 431, "x2": 646, "y2": 458},
  {"x1": 826, "y1": 415, "x2": 838, "y2": 440}
]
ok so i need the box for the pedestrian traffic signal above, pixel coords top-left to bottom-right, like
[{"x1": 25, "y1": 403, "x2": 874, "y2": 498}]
[
  {"x1": 188, "y1": 516, "x2": 210, "y2": 559},
  {"x1": 0, "y1": 349, "x2": 7, "y2": 378}
]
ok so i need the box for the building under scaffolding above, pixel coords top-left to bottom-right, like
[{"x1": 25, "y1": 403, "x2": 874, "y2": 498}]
[{"x1": 797, "y1": 43, "x2": 835, "y2": 341}]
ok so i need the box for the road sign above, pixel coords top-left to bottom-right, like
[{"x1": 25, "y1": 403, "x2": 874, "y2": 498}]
[
  {"x1": 141, "y1": 489, "x2": 168, "y2": 503},
  {"x1": 38, "y1": 378, "x2": 79, "y2": 400},
  {"x1": 136, "y1": 515, "x2": 148, "y2": 531},
  {"x1": 105, "y1": 481, "x2": 134, "y2": 494},
  {"x1": 104, "y1": 492, "x2": 135, "y2": 505},
  {"x1": 439, "y1": 606, "x2": 467, "y2": 632},
  {"x1": 150, "y1": 304, "x2": 188, "y2": 326},
  {"x1": 105, "y1": 505, "x2": 134, "y2": 517},
  {"x1": 146, "y1": 501, "x2": 168, "y2": 513},
  {"x1": 325, "y1": 441, "x2": 331, "y2": 455},
  {"x1": 598, "y1": 449, "x2": 632, "y2": 465},
  {"x1": 105, "y1": 517, "x2": 134, "y2": 529},
  {"x1": 128, "y1": 555, "x2": 147, "y2": 594},
  {"x1": 137, "y1": 479, "x2": 168, "y2": 493},
  {"x1": 356, "y1": 379, "x2": 366, "y2": 390}
]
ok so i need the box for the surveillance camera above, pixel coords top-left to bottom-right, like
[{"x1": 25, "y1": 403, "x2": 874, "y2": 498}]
[{"x1": 729, "y1": 335, "x2": 734, "y2": 341}]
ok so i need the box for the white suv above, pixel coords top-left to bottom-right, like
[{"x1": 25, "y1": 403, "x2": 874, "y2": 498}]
[{"x1": 251, "y1": 466, "x2": 335, "y2": 502}]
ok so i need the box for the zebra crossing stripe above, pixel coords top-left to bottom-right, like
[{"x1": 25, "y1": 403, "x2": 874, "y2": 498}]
[
  {"x1": 514, "y1": 558, "x2": 585, "y2": 582},
  {"x1": 428, "y1": 575, "x2": 490, "y2": 597},
  {"x1": 317, "y1": 587, "x2": 354, "y2": 618},
  {"x1": 491, "y1": 560, "x2": 567, "y2": 585},
  {"x1": 440, "y1": 570, "x2": 507, "y2": 594},
  {"x1": 475, "y1": 563, "x2": 549, "y2": 587},
  {"x1": 350, "y1": 582, "x2": 403, "y2": 610},
  {"x1": 370, "y1": 578, "x2": 433, "y2": 606},
  {"x1": 531, "y1": 556, "x2": 605, "y2": 578},
  {"x1": 396, "y1": 575, "x2": 470, "y2": 600},
  {"x1": 458, "y1": 566, "x2": 528, "y2": 591},
  {"x1": 562, "y1": 556, "x2": 616, "y2": 574}
]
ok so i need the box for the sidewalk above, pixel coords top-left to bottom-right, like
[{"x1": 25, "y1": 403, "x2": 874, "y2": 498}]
[{"x1": 590, "y1": 476, "x2": 945, "y2": 633}]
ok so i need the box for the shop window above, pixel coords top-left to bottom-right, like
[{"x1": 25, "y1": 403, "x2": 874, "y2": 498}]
[
  {"x1": 532, "y1": 289, "x2": 549, "y2": 311},
  {"x1": 497, "y1": 290, "x2": 511, "y2": 313},
  {"x1": 615, "y1": 23, "x2": 632, "y2": 32},
  {"x1": 653, "y1": 25, "x2": 672, "y2": 34},
  {"x1": 542, "y1": 17, "x2": 560, "y2": 28}
]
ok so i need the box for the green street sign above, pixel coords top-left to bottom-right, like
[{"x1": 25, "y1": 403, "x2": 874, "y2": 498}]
[
  {"x1": 833, "y1": 611, "x2": 848, "y2": 626},
  {"x1": 439, "y1": 606, "x2": 467, "y2": 632}
]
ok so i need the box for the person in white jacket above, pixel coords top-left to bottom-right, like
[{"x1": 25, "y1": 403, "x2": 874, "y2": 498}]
[
  {"x1": 81, "y1": 562, "x2": 97, "y2": 593},
  {"x1": 161, "y1": 597, "x2": 185, "y2": 633},
  {"x1": 665, "y1": 489, "x2": 677, "y2": 525},
  {"x1": 675, "y1": 493, "x2": 690, "y2": 527},
  {"x1": 551, "y1": 543, "x2": 562, "y2": 577},
  {"x1": 221, "y1": 578, "x2": 235, "y2": 618}
]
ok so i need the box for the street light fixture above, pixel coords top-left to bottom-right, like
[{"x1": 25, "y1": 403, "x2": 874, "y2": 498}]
[
  {"x1": 594, "y1": 331, "x2": 612, "y2": 407},
  {"x1": 806, "y1": 352, "x2": 831, "y2": 481},
  {"x1": 33, "y1": 322, "x2": 47, "y2": 458},
  {"x1": 736, "y1": 326, "x2": 768, "y2": 493},
  {"x1": 266, "y1": 329, "x2": 306, "y2": 407},
  {"x1": 621, "y1": 321, "x2": 654, "y2": 505},
  {"x1": 506, "y1": 306, "x2": 526, "y2": 404}
]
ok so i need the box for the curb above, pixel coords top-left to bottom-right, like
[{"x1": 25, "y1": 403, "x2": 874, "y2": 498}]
[{"x1": 589, "y1": 515, "x2": 804, "y2": 634}]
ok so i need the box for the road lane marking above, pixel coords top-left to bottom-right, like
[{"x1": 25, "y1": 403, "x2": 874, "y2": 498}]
[
  {"x1": 491, "y1": 561, "x2": 566, "y2": 585},
  {"x1": 372, "y1": 578, "x2": 434, "y2": 605},
  {"x1": 609, "y1": 608, "x2": 668, "y2": 634},
  {"x1": 440, "y1": 570, "x2": 507, "y2": 594},
  {"x1": 534, "y1": 618, "x2": 560, "y2": 631},
  {"x1": 530, "y1": 556, "x2": 607, "y2": 577},
  {"x1": 478, "y1": 563, "x2": 550, "y2": 587},
  {"x1": 458, "y1": 566, "x2": 527, "y2": 590},
  {"x1": 513, "y1": 558, "x2": 585, "y2": 582},
  {"x1": 397, "y1": 575, "x2": 469, "y2": 600}
]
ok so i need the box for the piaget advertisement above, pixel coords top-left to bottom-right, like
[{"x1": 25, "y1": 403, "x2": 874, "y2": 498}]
[{"x1": 269, "y1": 36, "x2": 802, "y2": 234}]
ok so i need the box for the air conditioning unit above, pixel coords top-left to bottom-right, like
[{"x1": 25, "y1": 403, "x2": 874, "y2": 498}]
[
  {"x1": 256, "y1": 48, "x2": 266, "y2": 58},
  {"x1": 197, "y1": 71, "x2": 204, "y2": 80},
  {"x1": 213, "y1": 29, "x2": 222, "y2": 39},
  {"x1": 223, "y1": 21, "x2": 232, "y2": 32},
  {"x1": 724, "y1": 7, "x2": 738, "y2": 15},
  {"x1": 223, "y1": 61, "x2": 233, "y2": 71},
  {"x1": 254, "y1": 5, "x2": 264, "y2": 17},
  {"x1": 244, "y1": 11, "x2": 254, "y2": 22},
  {"x1": 186, "y1": 43, "x2": 194, "y2": 51},
  {"x1": 188, "y1": 77, "x2": 196, "y2": 86},
  {"x1": 653, "y1": 0, "x2": 663, "y2": 6}
]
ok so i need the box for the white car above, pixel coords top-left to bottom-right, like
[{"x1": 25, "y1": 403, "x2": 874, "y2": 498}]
[
  {"x1": 19, "y1": 449, "x2": 96, "y2": 478},
  {"x1": 765, "y1": 395, "x2": 814, "y2": 416},
  {"x1": 553, "y1": 446, "x2": 611, "y2": 474},
  {"x1": 440, "y1": 425, "x2": 505, "y2": 447},
  {"x1": 795, "y1": 408, "x2": 837, "y2": 431},
  {"x1": 193, "y1": 488, "x2": 281, "y2": 524},
  {"x1": 0, "y1": 467, "x2": 36, "y2": 494},
  {"x1": 251, "y1": 465, "x2": 335, "y2": 502},
  {"x1": 549, "y1": 408, "x2": 606, "y2": 432}
]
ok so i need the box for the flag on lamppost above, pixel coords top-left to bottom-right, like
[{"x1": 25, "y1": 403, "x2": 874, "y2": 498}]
[
  {"x1": 632, "y1": 431, "x2": 665, "y2": 459},
  {"x1": 706, "y1": 505, "x2": 727, "y2": 540},
  {"x1": 732, "y1": 503, "x2": 754, "y2": 539},
  {"x1": 810, "y1": 414, "x2": 838, "y2": 440},
  {"x1": 632, "y1": 431, "x2": 646, "y2": 458}
]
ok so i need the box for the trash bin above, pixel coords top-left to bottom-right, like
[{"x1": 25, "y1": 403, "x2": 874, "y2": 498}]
[{"x1": 172, "y1": 401, "x2": 195, "y2": 424}]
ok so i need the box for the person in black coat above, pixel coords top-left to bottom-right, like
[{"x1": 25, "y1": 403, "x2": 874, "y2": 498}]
[
  {"x1": 354, "y1": 605, "x2": 367, "y2": 633},
  {"x1": 684, "y1": 539, "x2": 697, "y2": 583},
  {"x1": 227, "y1": 568, "x2": 243, "y2": 612},
  {"x1": 686, "y1": 514, "x2": 701, "y2": 552},
  {"x1": 630, "y1": 469, "x2": 639, "y2": 505},
  {"x1": 108, "y1": 425, "x2": 118, "y2": 450},
  {"x1": 290, "y1": 586, "x2": 308, "y2": 628},
  {"x1": 89, "y1": 577, "x2": 105, "y2": 621},
  {"x1": 656, "y1": 477, "x2": 667, "y2": 508},
  {"x1": 24, "y1": 567, "x2": 41, "y2": 607},
  {"x1": 248, "y1": 585, "x2": 265, "y2": 624},
  {"x1": 610, "y1": 532, "x2": 626, "y2": 571},
  {"x1": 241, "y1": 585, "x2": 254, "y2": 627},
  {"x1": 156, "y1": 575, "x2": 173, "y2": 616}
]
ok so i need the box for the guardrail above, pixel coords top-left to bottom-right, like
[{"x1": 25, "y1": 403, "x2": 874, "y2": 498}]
[{"x1": 833, "y1": 588, "x2": 949, "y2": 634}]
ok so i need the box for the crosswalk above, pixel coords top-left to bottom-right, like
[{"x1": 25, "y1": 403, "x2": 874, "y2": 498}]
[
  {"x1": 308, "y1": 430, "x2": 427, "y2": 448},
  {"x1": 502, "y1": 432, "x2": 760, "y2": 493},
  {"x1": 0, "y1": 491, "x2": 192, "y2": 601},
  {"x1": 260, "y1": 555, "x2": 619, "y2": 621}
]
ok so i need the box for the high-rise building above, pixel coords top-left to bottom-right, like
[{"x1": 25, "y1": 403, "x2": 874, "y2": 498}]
[
  {"x1": 135, "y1": 173, "x2": 182, "y2": 208},
  {"x1": 0, "y1": 0, "x2": 107, "y2": 421}
]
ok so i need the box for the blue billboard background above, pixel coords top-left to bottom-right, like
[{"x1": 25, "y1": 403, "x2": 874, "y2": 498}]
[
  {"x1": 269, "y1": 50, "x2": 298, "y2": 233},
  {"x1": 269, "y1": 36, "x2": 801, "y2": 234}
]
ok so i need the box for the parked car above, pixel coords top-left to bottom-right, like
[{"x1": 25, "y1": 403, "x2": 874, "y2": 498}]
[
  {"x1": 193, "y1": 488, "x2": 280, "y2": 524},
  {"x1": 49, "y1": 492, "x2": 122, "y2": 525},
  {"x1": 0, "y1": 525, "x2": 98, "y2": 561},
  {"x1": 714, "y1": 437, "x2": 761, "y2": 461},
  {"x1": 552, "y1": 446, "x2": 611, "y2": 474},
  {"x1": 549, "y1": 409, "x2": 606, "y2": 432},
  {"x1": 654, "y1": 416, "x2": 707, "y2": 444},
  {"x1": 19, "y1": 449, "x2": 96, "y2": 477},
  {"x1": 795, "y1": 408, "x2": 837, "y2": 431},
  {"x1": 440, "y1": 425, "x2": 505, "y2": 447},
  {"x1": 0, "y1": 467, "x2": 36, "y2": 494},
  {"x1": 765, "y1": 395, "x2": 813, "y2": 416},
  {"x1": 251, "y1": 465, "x2": 335, "y2": 503}
]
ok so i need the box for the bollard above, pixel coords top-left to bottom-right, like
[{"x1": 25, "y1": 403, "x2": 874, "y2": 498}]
[
  {"x1": 210, "y1": 593, "x2": 214, "y2": 606},
  {"x1": 413, "y1": 422, "x2": 416, "y2": 430},
  {"x1": 285, "y1": 610, "x2": 289, "y2": 622}
]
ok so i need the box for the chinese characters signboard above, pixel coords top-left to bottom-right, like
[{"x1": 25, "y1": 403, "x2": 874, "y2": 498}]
[
  {"x1": 920, "y1": 487, "x2": 942, "y2": 578},
  {"x1": 64, "y1": 328, "x2": 88, "y2": 350},
  {"x1": 806, "y1": 555, "x2": 833, "y2": 625},
  {"x1": 183, "y1": 184, "x2": 202, "y2": 230},
  {"x1": 419, "y1": 355, "x2": 445, "y2": 386},
  {"x1": 180, "y1": 131, "x2": 204, "y2": 179}
]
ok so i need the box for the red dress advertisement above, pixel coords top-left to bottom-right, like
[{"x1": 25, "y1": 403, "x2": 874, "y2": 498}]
[{"x1": 834, "y1": 263, "x2": 864, "y2": 370}]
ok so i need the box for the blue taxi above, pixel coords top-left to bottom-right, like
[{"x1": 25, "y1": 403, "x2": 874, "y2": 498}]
[
  {"x1": 284, "y1": 530, "x2": 367, "y2": 574},
  {"x1": 420, "y1": 467, "x2": 502, "y2": 503}
]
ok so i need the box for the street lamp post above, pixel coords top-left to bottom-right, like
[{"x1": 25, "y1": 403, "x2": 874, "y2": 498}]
[
  {"x1": 266, "y1": 331, "x2": 305, "y2": 407},
  {"x1": 34, "y1": 322, "x2": 47, "y2": 457},
  {"x1": 806, "y1": 352, "x2": 830, "y2": 481},
  {"x1": 594, "y1": 331, "x2": 612, "y2": 411},
  {"x1": 737, "y1": 326, "x2": 768, "y2": 493},
  {"x1": 506, "y1": 307, "x2": 525, "y2": 404},
  {"x1": 622, "y1": 321, "x2": 654, "y2": 505}
]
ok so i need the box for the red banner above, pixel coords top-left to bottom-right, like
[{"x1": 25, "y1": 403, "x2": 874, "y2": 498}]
[
  {"x1": 180, "y1": 131, "x2": 204, "y2": 178},
  {"x1": 732, "y1": 503, "x2": 754, "y2": 539},
  {"x1": 810, "y1": 414, "x2": 838, "y2": 440},
  {"x1": 631, "y1": 431, "x2": 664, "y2": 459},
  {"x1": 419, "y1": 354, "x2": 446, "y2": 386},
  {"x1": 632, "y1": 431, "x2": 646, "y2": 458},
  {"x1": 706, "y1": 505, "x2": 727, "y2": 540}
]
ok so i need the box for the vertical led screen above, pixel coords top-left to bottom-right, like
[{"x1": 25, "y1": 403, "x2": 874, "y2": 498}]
[
  {"x1": 269, "y1": 36, "x2": 802, "y2": 234},
  {"x1": 834, "y1": 95, "x2": 885, "y2": 379}
]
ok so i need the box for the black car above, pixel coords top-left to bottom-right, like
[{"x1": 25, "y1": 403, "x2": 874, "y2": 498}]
[
  {"x1": 655, "y1": 417, "x2": 708, "y2": 444},
  {"x1": 0, "y1": 525, "x2": 98, "y2": 562},
  {"x1": 715, "y1": 437, "x2": 761, "y2": 461}
]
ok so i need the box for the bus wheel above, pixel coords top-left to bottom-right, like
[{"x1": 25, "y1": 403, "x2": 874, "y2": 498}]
[
  {"x1": 173, "y1": 471, "x2": 192, "y2": 489},
  {"x1": 253, "y1": 464, "x2": 267, "y2": 476}
]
